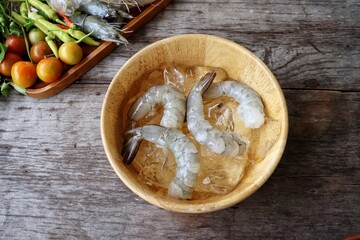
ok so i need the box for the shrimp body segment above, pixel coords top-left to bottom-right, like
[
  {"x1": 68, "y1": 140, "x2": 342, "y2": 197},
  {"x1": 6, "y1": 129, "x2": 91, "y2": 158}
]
[
  {"x1": 203, "y1": 81, "x2": 265, "y2": 129},
  {"x1": 128, "y1": 85, "x2": 186, "y2": 129},
  {"x1": 187, "y1": 72, "x2": 249, "y2": 157},
  {"x1": 121, "y1": 125, "x2": 199, "y2": 199}
]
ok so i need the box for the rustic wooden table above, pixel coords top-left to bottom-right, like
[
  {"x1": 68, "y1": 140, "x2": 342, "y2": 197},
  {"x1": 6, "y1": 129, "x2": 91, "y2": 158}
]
[{"x1": 1, "y1": 0, "x2": 359, "y2": 239}]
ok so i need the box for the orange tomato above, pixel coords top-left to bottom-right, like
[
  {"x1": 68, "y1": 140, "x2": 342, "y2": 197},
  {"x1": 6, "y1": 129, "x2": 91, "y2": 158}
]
[
  {"x1": 11, "y1": 61, "x2": 37, "y2": 88},
  {"x1": 36, "y1": 57, "x2": 63, "y2": 83}
]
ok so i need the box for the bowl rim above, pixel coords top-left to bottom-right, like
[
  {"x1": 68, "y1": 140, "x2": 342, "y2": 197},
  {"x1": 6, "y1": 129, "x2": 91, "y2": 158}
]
[{"x1": 101, "y1": 34, "x2": 289, "y2": 213}]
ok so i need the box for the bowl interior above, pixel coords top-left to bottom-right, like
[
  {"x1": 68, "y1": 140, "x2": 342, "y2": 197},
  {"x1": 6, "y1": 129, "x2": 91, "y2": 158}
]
[{"x1": 101, "y1": 34, "x2": 288, "y2": 213}]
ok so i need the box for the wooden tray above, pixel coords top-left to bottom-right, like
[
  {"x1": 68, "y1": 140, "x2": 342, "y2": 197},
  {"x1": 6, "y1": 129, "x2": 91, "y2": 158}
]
[{"x1": 26, "y1": 0, "x2": 172, "y2": 98}]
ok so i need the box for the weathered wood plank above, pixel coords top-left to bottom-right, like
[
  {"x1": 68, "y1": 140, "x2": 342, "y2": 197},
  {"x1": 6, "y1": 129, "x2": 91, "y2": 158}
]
[
  {"x1": 80, "y1": 0, "x2": 359, "y2": 91},
  {"x1": 1, "y1": 0, "x2": 359, "y2": 239},
  {"x1": 0, "y1": 85, "x2": 358, "y2": 239}
]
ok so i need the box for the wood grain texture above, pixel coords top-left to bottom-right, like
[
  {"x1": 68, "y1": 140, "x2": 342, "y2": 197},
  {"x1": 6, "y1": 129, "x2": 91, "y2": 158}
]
[
  {"x1": 82, "y1": 0, "x2": 359, "y2": 91},
  {"x1": 0, "y1": 0, "x2": 359, "y2": 239}
]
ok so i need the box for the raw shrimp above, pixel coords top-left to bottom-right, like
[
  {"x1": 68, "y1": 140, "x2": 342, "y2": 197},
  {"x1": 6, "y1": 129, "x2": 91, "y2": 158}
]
[
  {"x1": 46, "y1": 0, "x2": 86, "y2": 16},
  {"x1": 47, "y1": 0, "x2": 132, "y2": 18},
  {"x1": 121, "y1": 125, "x2": 199, "y2": 199},
  {"x1": 203, "y1": 81, "x2": 265, "y2": 129},
  {"x1": 69, "y1": 13, "x2": 128, "y2": 44},
  {"x1": 127, "y1": 84, "x2": 186, "y2": 129},
  {"x1": 79, "y1": 0, "x2": 133, "y2": 19},
  {"x1": 187, "y1": 72, "x2": 249, "y2": 157}
]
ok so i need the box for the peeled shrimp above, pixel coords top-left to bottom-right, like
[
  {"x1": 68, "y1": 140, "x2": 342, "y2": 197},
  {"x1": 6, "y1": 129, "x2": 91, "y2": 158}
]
[
  {"x1": 121, "y1": 125, "x2": 199, "y2": 199},
  {"x1": 203, "y1": 81, "x2": 265, "y2": 129},
  {"x1": 127, "y1": 84, "x2": 186, "y2": 129},
  {"x1": 187, "y1": 72, "x2": 249, "y2": 157}
]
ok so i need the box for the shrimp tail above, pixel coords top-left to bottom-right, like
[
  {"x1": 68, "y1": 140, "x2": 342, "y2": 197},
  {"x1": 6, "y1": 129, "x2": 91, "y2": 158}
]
[
  {"x1": 121, "y1": 131, "x2": 141, "y2": 165},
  {"x1": 194, "y1": 71, "x2": 216, "y2": 95}
]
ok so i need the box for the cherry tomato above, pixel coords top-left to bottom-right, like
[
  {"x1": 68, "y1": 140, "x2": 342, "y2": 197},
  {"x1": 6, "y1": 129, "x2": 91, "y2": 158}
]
[
  {"x1": 5, "y1": 35, "x2": 27, "y2": 57},
  {"x1": 30, "y1": 41, "x2": 53, "y2": 63},
  {"x1": 0, "y1": 52, "x2": 22, "y2": 77},
  {"x1": 11, "y1": 61, "x2": 37, "y2": 88},
  {"x1": 36, "y1": 57, "x2": 63, "y2": 83},
  {"x1": 28, "y1": 28, "x2": 46, "y2": 45},
  {"x1": 59, "y1": 42, "x2": 83, "y2": 65}
]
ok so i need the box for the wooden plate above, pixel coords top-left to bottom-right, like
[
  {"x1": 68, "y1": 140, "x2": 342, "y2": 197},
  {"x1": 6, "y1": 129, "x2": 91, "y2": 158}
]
[{"x1": 26, "y1": 0, "x2": 172, "y2": 98}]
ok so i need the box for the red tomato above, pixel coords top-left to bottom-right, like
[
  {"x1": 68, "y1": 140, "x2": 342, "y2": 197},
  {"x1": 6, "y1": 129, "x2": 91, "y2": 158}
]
[
  {"x1": 0, "y1": 52, "x2": 22, "y2": 77},
  {"x1": 59, "y1": 42, "x2": 83, "y2": 65},
  {"x1": 30, "y1": 41, "x2": 53, "y2": 63},
  {"x1": 5, "y1": 35, "x2": 27, "y2": 57},
  {"x1": 11, "y1": 61, "x2": 37, "y2": 88},
  {"x1": 36, "y1": 57, "x2": 63, "y2": 83}
]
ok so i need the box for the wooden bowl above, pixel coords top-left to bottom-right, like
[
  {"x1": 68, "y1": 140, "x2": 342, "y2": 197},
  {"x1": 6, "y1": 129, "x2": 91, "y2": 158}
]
[{"x1": 101, "y1": 34, "x2": 288, "y2": 213}]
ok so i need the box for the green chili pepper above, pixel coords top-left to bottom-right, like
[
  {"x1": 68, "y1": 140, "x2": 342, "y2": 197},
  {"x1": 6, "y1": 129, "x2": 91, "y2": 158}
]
[
  {"x1": 11, "y1": 11, "x2": 28, "y2": 27},
  {"x1": 45, "y1": 36, "x2": 59, "y2": 58},
  {"x1": 38, "y1": 19, "x2": 75, "y2": 43},
  {"x1": 12, "y1": 11, "x2": 33, "y2": 32},
  {"x1": 68, "y1": 28, "x2": 100, "y2": 46},
  {"x1": 27, "y1": 12, "x2": 55, "y2": 39},
  {"x1": 28, "y1": 0, "x2": 56, "y2": 21},
  {"x1": 28, "y1": 0, "x2": 66, "y2": 26},
  {"x1": 19, "y1": 2, "x2": 28, "y2": 18}
]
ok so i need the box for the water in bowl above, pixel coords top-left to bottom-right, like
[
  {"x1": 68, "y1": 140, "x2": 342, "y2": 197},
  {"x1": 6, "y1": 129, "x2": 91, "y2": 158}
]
[{"x1": 124, "y1": 66, "x2": 281, "y2": 199}]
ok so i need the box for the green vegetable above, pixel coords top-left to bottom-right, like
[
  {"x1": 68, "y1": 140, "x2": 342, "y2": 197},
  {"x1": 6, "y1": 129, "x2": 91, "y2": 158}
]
[
  {"x1": 10, "y1": 82, "x2": 27, "y2": 95},
  {"x1": 28, "y1": 0, "x2": 57, "y2": 21},
  {"x1": 0, "y1": 77, "x2": 27, "y2": 97},
  {"x1": 0, "y1": 42, "x2": 7, "y2": 61},
  {"x1": 0, "y1": 1, "x2": 10, "y2": 41},
  {"x1": 27, "y1": 12, "x2": 63, "y2": 58},
  {"x1": 27, "y1": 12, "x2": 55, "y2": 38},
  {"x1": 1, "y1": 0, "x2": 31, "y2": 61},
  {"x1": 0, "y1": 1, "x2": 22, "y2": 37},
  {"x1": 28, "y1": 0, "x2": 65, "y2": 25},
  {"x1": 38, "y1": 18, "x2": 75, "y2": 43},
  {"x1": 12, "y1": 11, "x2": 28, "y2": 26},
  {"x1": 45, "y1": 35, "x2": 58, "y2": 58},
  {"x1": 68, "y1": 29, "x2": 100, "y2": 46},
  {"x1": 11, "y1": 11, "x2": 33, "y2": 32},
  {"x1": 19, "y1": 2, "x2": 28, "y2": 18},
  {"x1": 0, "y1": 0, "x2": 30, "y2": 96},
  {"x1": 1, "y1": 79, "x2": 11, "y2": 97}
]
